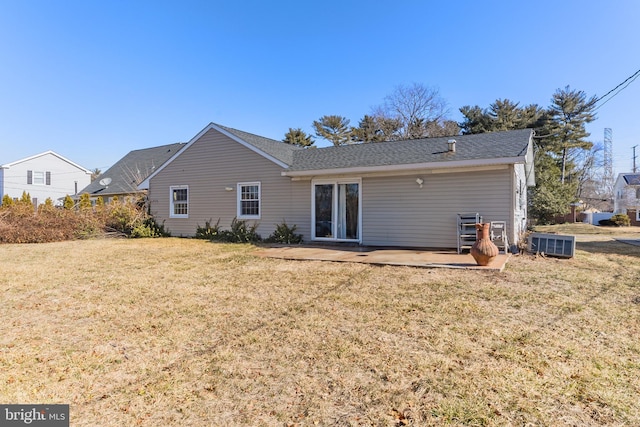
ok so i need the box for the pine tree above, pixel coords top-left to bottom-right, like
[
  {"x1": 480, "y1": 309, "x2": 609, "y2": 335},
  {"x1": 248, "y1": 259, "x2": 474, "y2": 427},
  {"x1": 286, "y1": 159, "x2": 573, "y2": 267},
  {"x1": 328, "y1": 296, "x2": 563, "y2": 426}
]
[
  {"x1": 543, "y1": 86, "x2": 597, "y2": 184},
  {"x1": 1, "y1": 194, "x2": 14, "y2": 207},
  {"x1": 460, "y1": 99, "x2": 545, "y2": 134},
  {"x1": 528, "y1": 150, "x2": 577, "y2": 223},
  {"x1": 351, "y1": 115, "x2": 385, "y2": 143},
  {"x1": 312, "y1": 115, "x2": 352, "y2": 146},
  {"x1": 63, "y1": 195, "x2": 74, "y2": 210},
  {"x1": 19, "y1": 191, "x2": 32, "y2": 205},
  {"x1": 79, "y1": 193, "x2": 92, "y2": 211},
  {"x1": 282, "y1": 128, "x2": 314, "y2": 147}
]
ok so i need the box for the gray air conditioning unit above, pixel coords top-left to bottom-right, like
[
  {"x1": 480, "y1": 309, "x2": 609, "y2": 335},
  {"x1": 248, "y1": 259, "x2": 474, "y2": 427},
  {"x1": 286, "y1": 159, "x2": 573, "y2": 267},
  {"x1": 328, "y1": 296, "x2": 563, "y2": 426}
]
[{"x1": 528, "y1": 233, "x2": 576, "y2": 258}]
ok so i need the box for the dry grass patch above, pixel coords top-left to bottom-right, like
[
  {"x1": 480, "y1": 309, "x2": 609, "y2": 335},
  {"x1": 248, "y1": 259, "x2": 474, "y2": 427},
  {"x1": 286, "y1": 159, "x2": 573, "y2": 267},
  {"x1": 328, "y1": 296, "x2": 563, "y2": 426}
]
[
  {"x1": 0, "y1": 235, "x2": 639, "y2": 426},
  {"x1": 534, "y1": 222, "x2": 640, "y2": 237}
]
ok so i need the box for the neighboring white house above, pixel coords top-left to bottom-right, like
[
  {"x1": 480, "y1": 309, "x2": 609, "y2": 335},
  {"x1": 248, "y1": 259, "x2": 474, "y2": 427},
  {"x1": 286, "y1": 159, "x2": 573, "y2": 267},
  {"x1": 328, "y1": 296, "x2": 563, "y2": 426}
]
[
  {"x1": 0, "y1": 151, "x2": 92, "y2": 206},
  {"x1": 613, "y1": 173, "x2": 640, "y2": 225}
]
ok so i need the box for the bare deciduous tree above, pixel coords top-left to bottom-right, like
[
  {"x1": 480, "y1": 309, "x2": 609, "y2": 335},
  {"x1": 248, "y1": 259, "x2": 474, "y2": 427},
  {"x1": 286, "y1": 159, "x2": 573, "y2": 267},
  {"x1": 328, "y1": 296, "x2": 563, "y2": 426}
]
[
  {"x1": 373, "y1": 83, "x2": 451, "y2": 139},
  {"x1": 122, "y1": 162, "x2": 158, "y2": 192},
  {"x1": 574, "y1": 143, "x2": 613, "y2": 211},
  {"x1": 90, "y1": 168, "x2": 102, "y2": 182}
]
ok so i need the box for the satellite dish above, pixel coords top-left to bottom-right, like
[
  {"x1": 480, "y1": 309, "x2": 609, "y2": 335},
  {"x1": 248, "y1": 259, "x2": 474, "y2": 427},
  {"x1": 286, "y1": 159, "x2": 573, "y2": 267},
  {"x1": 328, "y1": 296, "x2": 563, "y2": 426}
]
[{"x1": 99, "y1": 177, "x2": 112, "y2": 187}]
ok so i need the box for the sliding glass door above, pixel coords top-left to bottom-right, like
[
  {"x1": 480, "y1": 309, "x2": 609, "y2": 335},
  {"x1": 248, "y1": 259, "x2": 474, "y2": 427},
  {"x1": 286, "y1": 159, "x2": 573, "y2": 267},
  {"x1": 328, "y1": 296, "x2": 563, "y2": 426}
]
[{"x1": 313, "y1": 180, "x2": 361, "y2": 241}]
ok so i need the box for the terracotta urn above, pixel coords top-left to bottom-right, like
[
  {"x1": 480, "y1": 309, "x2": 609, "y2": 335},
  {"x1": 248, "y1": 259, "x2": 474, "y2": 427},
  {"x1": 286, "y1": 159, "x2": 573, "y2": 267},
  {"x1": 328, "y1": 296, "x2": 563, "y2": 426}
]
[{"x1": 470, "y1": 223, "x2": 499, "y2": 266}]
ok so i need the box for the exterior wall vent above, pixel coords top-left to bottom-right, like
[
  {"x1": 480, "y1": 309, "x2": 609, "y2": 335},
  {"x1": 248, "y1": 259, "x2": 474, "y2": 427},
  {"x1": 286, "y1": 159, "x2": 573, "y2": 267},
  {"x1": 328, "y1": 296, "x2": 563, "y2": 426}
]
[
  {"x1": 447, "y1": 139, "x2": 456, "y2": 152},
  {"x1": 528, "y1": 232, "x2": 575, "y2": 258}
]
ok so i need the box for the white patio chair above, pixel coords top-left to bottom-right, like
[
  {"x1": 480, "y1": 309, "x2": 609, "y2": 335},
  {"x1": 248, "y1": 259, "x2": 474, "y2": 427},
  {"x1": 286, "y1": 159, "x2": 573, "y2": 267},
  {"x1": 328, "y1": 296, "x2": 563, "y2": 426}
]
[{"x1": 490, "y1": 221, "x2": 509, "y2": 253}]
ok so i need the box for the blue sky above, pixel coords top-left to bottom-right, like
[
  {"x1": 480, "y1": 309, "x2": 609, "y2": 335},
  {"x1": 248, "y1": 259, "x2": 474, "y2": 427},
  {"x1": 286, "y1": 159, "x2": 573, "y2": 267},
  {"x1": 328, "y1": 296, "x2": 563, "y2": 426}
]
[{"x1": 1, "y1": 1, "x2": 639, "y2": 174}]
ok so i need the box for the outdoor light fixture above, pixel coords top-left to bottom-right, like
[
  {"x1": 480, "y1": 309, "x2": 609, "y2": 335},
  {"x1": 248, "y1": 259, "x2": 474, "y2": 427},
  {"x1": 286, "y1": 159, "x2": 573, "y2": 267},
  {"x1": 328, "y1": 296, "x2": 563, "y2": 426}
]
[
  {"x1": 416, "y1": 177, "x2": 424, "y2": 188},
  {"x1": 225, "y1": 187, "x2": 233, "y2": 191}
]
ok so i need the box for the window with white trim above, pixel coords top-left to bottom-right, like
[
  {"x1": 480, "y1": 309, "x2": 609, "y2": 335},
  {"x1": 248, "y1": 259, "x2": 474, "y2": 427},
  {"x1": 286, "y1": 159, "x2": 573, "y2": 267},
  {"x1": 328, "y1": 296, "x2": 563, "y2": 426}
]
[
  {"x1": 237, "y1": 182, "x2": 261, "y2": 219},
  {"x1": 33, "y1": 171, "x2": 45, "y2": 185},
  {"x1": 27, "y1": 170, "x2": 51, "y2": 185},
  {"x1": 170, "y1": 186, "x2": 189, "y2": 218}
]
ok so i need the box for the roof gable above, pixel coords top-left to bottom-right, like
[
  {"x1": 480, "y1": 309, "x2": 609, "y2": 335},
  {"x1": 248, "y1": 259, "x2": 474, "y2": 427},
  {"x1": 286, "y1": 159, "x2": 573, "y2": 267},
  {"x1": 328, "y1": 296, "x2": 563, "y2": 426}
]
[
  {"x1": 81, "y1": 142, "x2": 185, "y2": 195},
  {"x1": 1, "y1": 150, "x2": 91, "y2": 173},
  {"x1": 139, "y1": 123, "x2": 301, "y2": 188}
]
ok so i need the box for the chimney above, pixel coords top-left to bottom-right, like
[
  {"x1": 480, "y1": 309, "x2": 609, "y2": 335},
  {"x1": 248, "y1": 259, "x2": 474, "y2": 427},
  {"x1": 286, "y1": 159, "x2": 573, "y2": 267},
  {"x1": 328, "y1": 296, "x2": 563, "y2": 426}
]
[{"x1": 447, "y1": 139, "x2": 456, "y2": 152}]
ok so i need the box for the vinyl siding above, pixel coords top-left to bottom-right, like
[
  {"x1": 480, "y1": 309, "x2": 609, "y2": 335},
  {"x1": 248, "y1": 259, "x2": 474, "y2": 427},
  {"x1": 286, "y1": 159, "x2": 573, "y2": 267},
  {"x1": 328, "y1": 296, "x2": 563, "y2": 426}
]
[
  {"x1": 361, "y1": 168, "x2": 513, "y2": 248},
  {"x1": 0, "y1": 154, "x2": 90, "y2": 205},
  {"x1": 148, "y1": 128, "x2": 310, "y2": 238},
  {"x1": 148, "y1": 127, "x2": 522, "y2": 248},
  {"x1": 612, "y1": 175, "x2": 640, "y2": 213}
]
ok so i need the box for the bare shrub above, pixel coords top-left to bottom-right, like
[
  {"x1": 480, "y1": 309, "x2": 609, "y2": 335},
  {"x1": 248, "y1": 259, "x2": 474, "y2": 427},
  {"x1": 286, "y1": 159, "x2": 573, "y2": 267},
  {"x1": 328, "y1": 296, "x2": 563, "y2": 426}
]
[
  {"x1": 0, "y1": 196, "x2": 162, "y2": 243},
  {"x1": 0, "y1": 203, "x2": 85, "y2": 243}
]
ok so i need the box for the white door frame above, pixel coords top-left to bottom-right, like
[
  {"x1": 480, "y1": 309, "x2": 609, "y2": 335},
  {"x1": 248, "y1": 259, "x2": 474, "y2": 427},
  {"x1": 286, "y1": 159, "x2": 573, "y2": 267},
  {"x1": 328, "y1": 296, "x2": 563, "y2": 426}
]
[{"x1": 311, "y1": 178, "x2": 362, "y2": 243}]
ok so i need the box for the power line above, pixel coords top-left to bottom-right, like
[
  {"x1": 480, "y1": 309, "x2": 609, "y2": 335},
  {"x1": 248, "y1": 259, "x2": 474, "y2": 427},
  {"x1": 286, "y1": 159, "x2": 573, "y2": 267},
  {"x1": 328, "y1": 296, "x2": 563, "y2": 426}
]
[{"x1": 594, "y1": 68, "x2": 640, "y2": 111}]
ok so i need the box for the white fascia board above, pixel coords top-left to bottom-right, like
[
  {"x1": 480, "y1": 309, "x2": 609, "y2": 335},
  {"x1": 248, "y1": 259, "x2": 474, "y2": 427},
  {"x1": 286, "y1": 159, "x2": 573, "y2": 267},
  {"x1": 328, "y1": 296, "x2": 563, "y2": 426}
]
[
  {"x1": 2, "y1": 150, "x2": 55, "y2": 167},
  {"x1": 138, "y1": 122, "x2": 288, "y2": 190},
  {"x1": 281, "y1": 156, "x2": 526, "y2": 178}
]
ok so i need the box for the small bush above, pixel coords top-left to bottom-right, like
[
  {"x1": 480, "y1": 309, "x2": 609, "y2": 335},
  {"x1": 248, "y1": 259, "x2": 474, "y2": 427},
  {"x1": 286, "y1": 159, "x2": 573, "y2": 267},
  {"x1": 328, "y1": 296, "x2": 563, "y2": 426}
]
[
  {"x1": 63, "y1": 195, "x2": 74, "y2": 210},
  {"x1": 221, "y1": 218, "x2": 261, "y2": 243},
  {"x1": 19, "y1": 191, "x2": 32, "y2": 205},
  {"x1": 74, "y1": 212, "x2": 103, "y2": 240},
  {"x1": 1, "y1": 194, "x2": 14, "y2": 207},
  {"x1": 131, "y1": 217, "x2": 170, "y2": 238},
  {"x1": 79, "y1": 193, "x2": 92, "y2": 211},
  {"x1": 195, "y1": 219, "x2": 222, "y2": 240},
  {"x1": 610, "y1": 213, "x2": 631, "y2": 227},
  {"x1": 102, "y1": 197, "x2": 156, "y2": 236},
  {"x1": 202, "y1": 218, "x2": 261, "y2": 243},
  {"x1": 265, "y1": 221, "x2": 303, "y2": 244},
  {"x1": 599, "y1": 214, "x2": 631, "y2": 227}
]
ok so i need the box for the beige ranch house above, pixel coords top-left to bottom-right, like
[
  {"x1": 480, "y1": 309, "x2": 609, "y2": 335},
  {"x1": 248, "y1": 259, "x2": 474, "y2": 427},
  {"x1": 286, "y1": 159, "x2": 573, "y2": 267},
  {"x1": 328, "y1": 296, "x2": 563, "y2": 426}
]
[{"x1": 140, "y1": 123, "x2": 535, "y2": 249}]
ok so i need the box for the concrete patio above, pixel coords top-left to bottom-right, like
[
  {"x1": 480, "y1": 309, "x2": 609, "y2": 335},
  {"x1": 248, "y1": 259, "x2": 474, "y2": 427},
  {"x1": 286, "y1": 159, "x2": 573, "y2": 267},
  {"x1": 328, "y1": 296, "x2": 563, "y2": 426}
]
[{"x1": 254, "y1": 245, "x2": 510, "y2": 271}]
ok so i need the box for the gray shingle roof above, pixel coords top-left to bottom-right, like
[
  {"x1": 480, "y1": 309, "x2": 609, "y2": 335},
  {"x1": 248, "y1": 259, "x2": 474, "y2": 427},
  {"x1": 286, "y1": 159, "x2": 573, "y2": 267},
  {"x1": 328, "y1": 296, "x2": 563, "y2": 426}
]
[
  {"x1": 215, "y1": 123, "x2": 301, "y2": 165},
  {"x1": 287, "y1": 129, "x2": 533, "y2": 172},
  {"x1": 80, "y1": 142, "x2": 186, "y2": 196}
]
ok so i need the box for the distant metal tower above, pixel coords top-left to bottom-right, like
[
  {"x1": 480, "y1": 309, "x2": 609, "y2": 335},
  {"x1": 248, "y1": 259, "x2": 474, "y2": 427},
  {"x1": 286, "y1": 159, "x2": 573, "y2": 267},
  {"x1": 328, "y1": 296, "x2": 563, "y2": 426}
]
[{"x1": 603, "y1": 128, "x2": 613, "y2": 190}]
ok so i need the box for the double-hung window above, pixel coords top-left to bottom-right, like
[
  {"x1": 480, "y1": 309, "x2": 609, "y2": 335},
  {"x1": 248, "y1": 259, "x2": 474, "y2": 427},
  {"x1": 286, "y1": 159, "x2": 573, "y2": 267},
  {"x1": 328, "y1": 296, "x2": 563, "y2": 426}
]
[
  {"x1": 33, "y1": 171, "x2": 45, "y2": 185},
  {"x1": 27, "y1": 170, "x2": 51, "y2": 185},
  {"x1": 237, "y1": 182, "x2": 261, "y2": 219},
  {"x1": 170, "y1": 185, "x2": 189, "y2": 218}
]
